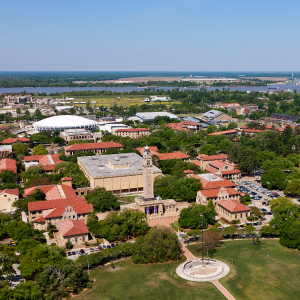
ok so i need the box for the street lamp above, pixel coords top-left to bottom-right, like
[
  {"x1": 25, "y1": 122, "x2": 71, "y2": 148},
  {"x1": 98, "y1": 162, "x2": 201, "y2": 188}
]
[{"x1": 200, "y1": 213, "x2": 205, "y2": 267}]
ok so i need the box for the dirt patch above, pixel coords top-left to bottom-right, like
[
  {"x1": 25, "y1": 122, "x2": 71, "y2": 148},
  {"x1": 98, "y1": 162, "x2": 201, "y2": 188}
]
[
  {"x1": 157, "y1": 272, "x2": 184, "y2": 288},
  {"x1": 105, "y1": 266, "x2": 121, "y2": 272}
]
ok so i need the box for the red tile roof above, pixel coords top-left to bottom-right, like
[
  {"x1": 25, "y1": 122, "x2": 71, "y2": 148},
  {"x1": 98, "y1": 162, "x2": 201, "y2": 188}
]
[
  {"x1": 192, "y1": 174, "x2": 236, "y2": 190},
  {"x1": 199, "y1": 188, "x2": 241, "y2": 198},
  {"x1": 136, "y1": 146, "x2": 189, "y2": 161},
  {"x1": 24, "y1": 183, "x2": 77, "y2": 200},
  {"x1": 220, "y1": 169, "x2": 241, "y2": 174},
  {"x1": 2, "y1": 137, "x2": 30, "y2": 144},
  {"x1": 28, "y1": 198, "x2": 93, "y2": 219},
  {"x1": 156, "y1": 152, "x2": 190, "y2": 161},
  {"x1": 115, "y1": 128, "x2": 149, "y2": 132},
  {"x1": 184, "y1": 170, "x2": 194, "y2": 174},
  {"x1": 59, "y1": 219, "x2": 89, "y2": 237},
  {"x1": 196, "y1": 154, "x2": 227, "y2": 161},
  {"x1": 0, "y1": 158, "x2": 17, "y2": 173},
  {"x1": 205, "y1": 166, "x2": 219, "y2": 174},
  {"x1": 208, "y1": 160, "x2": 227, "y2": 169},
  {"x1": 135, "y1": 146, "x2": 159, "y2": 156},
  {"x1": 0, "y1": 188, "x2": 19, "y2": 197},
  {"x1": 243, "y1": 129, "x2": 263, "y2": 133},
  {"x1": 209, "y1": 130, "x2": 238, "y2": 136},
  {"x1": 65, "y1": 142, "x2": 123, "y2": 152},
  {"x1": 193, "y1": 160, "x2": 202, "y2": 167},
  {"x1": 24, "y1": 154, "x2": 63, "y2": 171},
  {"x1": 62, "y1": 177, "x2": 72, "y2": 181},
  {"x1": 32, "y1": 216, "x2": 45, "y2": 223},
  {"x1": 218, "y1": 200, "x2": 250, "y2": 212}
]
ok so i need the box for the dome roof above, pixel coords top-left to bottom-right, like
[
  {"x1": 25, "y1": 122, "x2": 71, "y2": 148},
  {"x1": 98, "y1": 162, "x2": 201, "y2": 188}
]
[{"x1": 33, "y1": 115, "x2": 98, "y2": 132}]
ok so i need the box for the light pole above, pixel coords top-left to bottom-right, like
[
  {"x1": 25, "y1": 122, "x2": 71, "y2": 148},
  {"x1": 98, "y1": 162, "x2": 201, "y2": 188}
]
[
  {"x1": 102, "y1": 100, "x2": 104, "y2": 118},
  {"x1": 200, "y1": 213, "x2": 205, "y2": 267}
]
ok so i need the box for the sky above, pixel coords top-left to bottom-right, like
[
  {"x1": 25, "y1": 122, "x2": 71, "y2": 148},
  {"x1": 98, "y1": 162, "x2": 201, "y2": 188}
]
[{"x1": 1, "y1": 0, "x2": 299, "y2": 71}]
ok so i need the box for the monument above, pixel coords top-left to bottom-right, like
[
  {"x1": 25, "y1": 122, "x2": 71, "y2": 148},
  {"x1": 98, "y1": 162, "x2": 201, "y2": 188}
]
[{"x1": 121, "y1": 146, "x2": 177, "y2": 217}]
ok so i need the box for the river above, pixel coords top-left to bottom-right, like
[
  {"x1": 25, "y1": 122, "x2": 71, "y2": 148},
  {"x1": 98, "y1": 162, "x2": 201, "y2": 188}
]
[{"x1": 0, "y1": 84, "x2": 299, "y2": 95}]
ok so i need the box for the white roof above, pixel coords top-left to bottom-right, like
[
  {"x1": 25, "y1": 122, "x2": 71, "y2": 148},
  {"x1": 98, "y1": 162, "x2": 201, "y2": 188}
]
[
  {"x1": 202, "y1": 110, "x2": 223, "y2": 119},
  {"x1": 33, "y1": 115, "x2": 98, "y2": 132},
  {"x1": 197, "y1": 173, "x2": 223, "y2": 182},
  {"x1": 135, "y1": 112, "x2": 178, "y2": 121}
]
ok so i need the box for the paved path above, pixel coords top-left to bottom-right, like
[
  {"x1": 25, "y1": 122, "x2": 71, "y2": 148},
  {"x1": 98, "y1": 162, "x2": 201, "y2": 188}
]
[
  {"x1": 212, "y1": 280, "x2": 236, "y2": 300},
  {"x1": 181, "y1": 244, "x2": 236, "y2": 300}
]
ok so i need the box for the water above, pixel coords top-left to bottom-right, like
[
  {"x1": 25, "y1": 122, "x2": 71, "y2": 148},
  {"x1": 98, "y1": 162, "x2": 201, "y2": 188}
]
[{"x1": 0, "y1": 84, "x2": 299, "y2": 95}]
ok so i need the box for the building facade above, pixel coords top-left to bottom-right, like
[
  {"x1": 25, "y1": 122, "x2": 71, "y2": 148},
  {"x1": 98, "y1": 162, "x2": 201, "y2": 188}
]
[
  {"x1": 0, "y1": 145, "x2": 12, "y2": 159},
  {"x1": 114, "y1": 128, "x2": 150, "y2": 139},
  {"x1": 0, "y1": 189, "x2": 19, "y2": 212}
]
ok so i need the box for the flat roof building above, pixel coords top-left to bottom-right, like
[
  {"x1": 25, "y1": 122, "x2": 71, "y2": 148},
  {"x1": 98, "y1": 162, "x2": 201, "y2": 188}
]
[
  {"x1": 135, "y1": 112, "x2": 179, "y2": 122},
  {"x1": 0, "y1": 145, "x2": 12, "y2": 159},
  {"x1": 114, "y1": 128, "x2": 150, "y2": 139},
  {"x1": 78, "y1": 152, "x2": 162, "y2": 193}
]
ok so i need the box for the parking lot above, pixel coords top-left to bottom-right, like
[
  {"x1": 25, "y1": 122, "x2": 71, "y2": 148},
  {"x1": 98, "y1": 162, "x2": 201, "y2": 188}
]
[
  {"x1": 67, "y1": 241, "x2": 135, "y2": 260},
  {"x1": 234, "y1": 177, "x2": 283, "y2": 224}
]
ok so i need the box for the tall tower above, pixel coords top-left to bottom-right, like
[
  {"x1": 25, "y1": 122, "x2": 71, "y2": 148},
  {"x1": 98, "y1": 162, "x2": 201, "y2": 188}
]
[{"x1": 143, "y1": 146, "x2": 154, "y2": 199}]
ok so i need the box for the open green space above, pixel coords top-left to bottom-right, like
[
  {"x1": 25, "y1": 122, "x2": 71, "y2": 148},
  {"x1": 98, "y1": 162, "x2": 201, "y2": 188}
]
[
  {"x1": 189, "y1": 240, "x2": 300, "y2": 300},
  {"x1": 73, "y1": 258, "x2": 226, "y2": 300}
]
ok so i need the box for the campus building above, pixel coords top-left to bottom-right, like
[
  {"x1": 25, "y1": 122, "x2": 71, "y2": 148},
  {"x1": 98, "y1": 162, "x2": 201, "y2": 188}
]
[
  {"x1": 216, "y1": 200, "x2": 251, "y2": 223},
  {"x1": 1, "y1": 137, "x2": 30, "y2": 145},
  {"x1": 202, "y1": 110, "x2": 234, "y2": 122},
  {"x1": 136, "y1": 146, "x2": 190, "y2": 161},
  {"x1": 77, "y1": 152, "x2": 162, "y2": 193},
  {"x1": 64, "y1": 142, "x2": 124, "y2": 156},
  {"x1": 24, "y1": 154, "x2": 63, "y2": 172},
  {"x1": 0, "y1": 158, "x2": 17, "y2": 173},
  {"x1": 113, "y1": 128, "x2": 150, "y2": 139},
  {"x1": 194, "y1": 154, "x2": 228, "y2": 171},
  {"x1": 0, "y1": 145, "x2": 12, "y2": 159},
  {"x1": 60, "y1": 128, "x2": 103, "y2": 143},
  {"x1": 0, "y1": 189, "x2": 19, "y2": 212}
]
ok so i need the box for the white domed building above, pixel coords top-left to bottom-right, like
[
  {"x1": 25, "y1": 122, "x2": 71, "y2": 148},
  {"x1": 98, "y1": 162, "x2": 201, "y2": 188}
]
[{"x1": 33, "y1": 115, "x2": 98, "y2": 132}]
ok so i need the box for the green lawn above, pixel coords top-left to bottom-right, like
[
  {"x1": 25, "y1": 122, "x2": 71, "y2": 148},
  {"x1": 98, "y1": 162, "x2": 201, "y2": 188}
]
[
  {"x1": 189, "y1": 240, "x2": 300, "y2": 300},
  {"x1": 73, "y1": 258, "x2": 226, "y2": 300},
  {"x1": 118, "y1": 195, "x2": 138, "y2": 204}
]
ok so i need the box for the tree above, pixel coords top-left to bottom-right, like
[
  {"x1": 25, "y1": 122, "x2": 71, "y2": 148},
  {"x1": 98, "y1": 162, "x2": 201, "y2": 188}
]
[
  {"x1": 35, "y1": 259, "x2": 90, "y2": 299},
  {"x1": 90, "y1": 210, "x2": 148, "y2": 242},
  {"x1": 240, "y1": 193, "x2": 251, "y2": 204},
  {"x1": 0, "y1": 169, "x2": 18, "y2": 185},
  {"x1": 198, "y1": 231, "x2": 222, "y2": 255},
  {"x1": 251, "y1": 206, "x2": 262, "y2": 218},
  {"x1": 206, "y1": 125, "x2": 217, "y2": 134},
  {"x1": 0, "y1": 244, "x2": 18, "y2": 277},
  {"x1": 12, "y1": 142, "x2": 28, "y2": 156},
  {"x1": 224, "y1": 226, "x2": 237, "y2": 237},
  {"x1": 132, "y1": 226, "x2": 180, "y2": 264},
  {"x1": 154, "y1": 175, "x2": 177, "y2": 199},
  {"x1": 19, "y1": 244, "x2": 66, "y2": 279},
  {"x1": 32, "y1": 145, "x2": 48, "y2": 155},
  {"x1": 261, "y1": 225, "x2": 277, "y2": 237},
  {"x1": 171, "y1": 177, "x2": 202, "y2": 202},
  {"x1": 199, "y1": 144, "x2": 217, "y2": 155},
  {"x1": 261, "y1": 168, "x2": 287, "y2": 190},
  {"x1": 178, "y1": 203, "x2": 216, "y2": 229},
  {"x1": 270, "y1": 197, "x2": 296, "y2": 228},
  {"x1": 85, "y1": 187, "x2": 120, "y2": 212},
  {"x1": 285, "y1": 179, "x2": 300, "y2": 197}
]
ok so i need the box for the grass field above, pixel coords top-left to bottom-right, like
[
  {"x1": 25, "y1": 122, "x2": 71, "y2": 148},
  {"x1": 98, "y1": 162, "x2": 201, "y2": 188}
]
[
  {"x1": 73, "y1": 258, "x2": 225, "y2": 300},
  {"x1": 189, "y1": 240, "x2": 300, "y2": 300}
]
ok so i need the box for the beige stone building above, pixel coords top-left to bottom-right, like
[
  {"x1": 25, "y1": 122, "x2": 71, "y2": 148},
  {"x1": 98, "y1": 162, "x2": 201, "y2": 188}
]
[
  {"x1": 114, "y1": 128, "x2": 150, "y2": 139},
  {"x1": 58, "y1": 219, "x2": 90, "y2": 244},
  {"x1": 77, "y1": 152, "x2": 162, "y2": 193},
  {"x1": 216, "y1": 200, "x2": 251, "y2": 223},
  {"x1": 28, "y1": 198, "x2": 93, "y2": 228},
  {"x1": 194, "y1": 154, "x2": 228, "y2": 170},
  {"x1": 0, "y1": 145, "x2": 12, "y2": 159},
  {"x1": 60, "y1": 128, "x2": 102, "y2": 143},
  {"x1": 0, "y1": 189, "x2": 19, "y2": 212}
]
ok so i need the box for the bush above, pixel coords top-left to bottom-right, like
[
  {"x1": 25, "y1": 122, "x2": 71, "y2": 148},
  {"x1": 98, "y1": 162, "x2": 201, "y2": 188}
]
[
  {"x1": 65, "y1": 241, "x2": 73, "y2": 250},
  {"x1": 49, "y1": 232, "x2": 54, "y2": 238},
  {"x1": 232, "y1": 219, "x2": 240, "y2": 224},
  {"x1": 247, "y1": 215, "x2": 255, "y2": 221}
]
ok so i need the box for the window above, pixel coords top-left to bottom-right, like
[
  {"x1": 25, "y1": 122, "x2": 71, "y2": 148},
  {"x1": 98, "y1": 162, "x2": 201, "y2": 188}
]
[
  {"x1": 75, "y1": 237, "x2": 78, "y2": 243},
  {"x1": 8, "y1": 199, "x2": 11, "y2": 202},
  {"x1": 73, "y1": 215, "x2": 75, "y2": 219},
  {"x1": 82, "y1": 236, "x2": 85, "y2": 242},
  {"x1": 68, "y1": 239, "x2": 70, "y2": 242}
]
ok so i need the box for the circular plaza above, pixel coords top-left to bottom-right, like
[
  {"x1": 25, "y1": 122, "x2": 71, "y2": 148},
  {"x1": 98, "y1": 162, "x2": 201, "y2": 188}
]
[{"x1": 176, "y1": 258, "x2": 230, "y2": 282}]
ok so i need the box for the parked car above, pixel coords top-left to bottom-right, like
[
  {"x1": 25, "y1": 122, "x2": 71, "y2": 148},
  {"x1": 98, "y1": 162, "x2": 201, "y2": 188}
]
[
  {"x1": 67, "y1": 252, "x2": 72, "y2": 256},
  {"x1": 102, "y1": 245, "x2": 106, "y2": 249},
  {"x1": 71, "y1": 251, "x2": 76, "y2": 256},
  {"x1": 90, "y1": 248, "x2": 94, "y2": 252},
  {"x1": 111, "y1": 243, "x2": 115, "y2": 248},
  {"x1": 80, "y1": 249, "x2": 85, "y2": 254},
  {"x1": 94, "y1": 247, "x2": 99, "y2": 251},
  {"x1": 107, "y1": 245, "x2": 111, "y2": 249}
]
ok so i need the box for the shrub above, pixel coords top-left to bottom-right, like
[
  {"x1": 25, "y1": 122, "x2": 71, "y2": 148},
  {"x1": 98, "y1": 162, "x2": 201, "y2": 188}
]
[{"x1": 65, "y1": 241, "x2": 73, "y2": 250}]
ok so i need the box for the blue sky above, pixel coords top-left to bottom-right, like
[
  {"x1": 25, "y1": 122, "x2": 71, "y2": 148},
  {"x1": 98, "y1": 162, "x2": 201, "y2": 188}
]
[{"x1": 1, "y1": 0, "x2": 299, "y2": 71}]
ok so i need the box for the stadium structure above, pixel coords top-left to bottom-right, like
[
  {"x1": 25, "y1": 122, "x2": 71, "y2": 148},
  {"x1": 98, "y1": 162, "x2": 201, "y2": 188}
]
[{"x1": 33, "y1": 115, "x2": 98, "y2": 132}]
